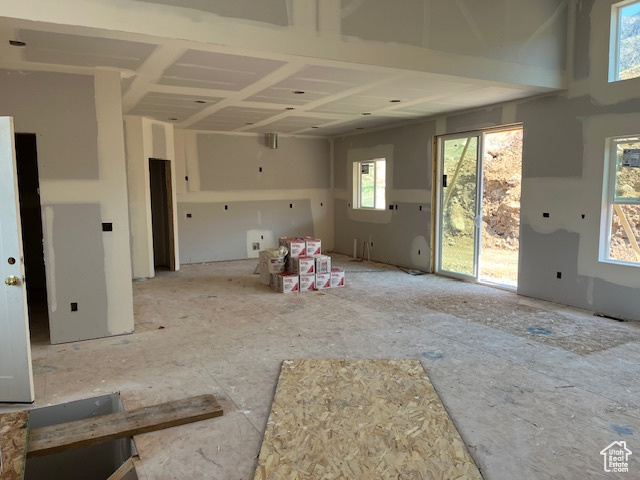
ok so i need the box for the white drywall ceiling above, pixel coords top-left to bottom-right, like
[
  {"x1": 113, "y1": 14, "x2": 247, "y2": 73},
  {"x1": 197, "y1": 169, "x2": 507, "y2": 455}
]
[{"x1": 0, "y1": 16, "x2": 555, "y2": 136}]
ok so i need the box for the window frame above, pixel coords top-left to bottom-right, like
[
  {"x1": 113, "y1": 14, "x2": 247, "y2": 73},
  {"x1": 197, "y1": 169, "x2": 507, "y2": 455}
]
[
  {"x1": 601, "y1": 135, "x2": 640, "y2": 265},
  {"x1": 354, "y1": 158, "x2": 386, "y2": 210},
  {"x1": 610, "y1": 0, "x2": 640, "y2": 82}
]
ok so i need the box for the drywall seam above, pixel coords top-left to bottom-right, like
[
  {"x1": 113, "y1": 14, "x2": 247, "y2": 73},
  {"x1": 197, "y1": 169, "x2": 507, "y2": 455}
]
[
  {"x1": 141, "y1": 119, "x2": 156, "y2": 276},
  {"x1": 94, "y1": 70, "x2": 134, "y2": 336},
  {"x1": 174, "y1": 129, "x2": 187, "y2": 195},
  {"x1": 184, "y1": 131, "x2": 201, "y2": 192},
  {"x1": 43, "y1": 206, "x2": 56, "y2": 313},
  {"x1": 177, "y1": 188, "x2": 331, "y2": 203}
]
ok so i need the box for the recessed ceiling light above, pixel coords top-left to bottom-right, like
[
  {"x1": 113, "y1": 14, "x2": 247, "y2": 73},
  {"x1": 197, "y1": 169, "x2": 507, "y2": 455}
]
[
  {"x1": 311, "y1": 126, "x2": 319, "y2": 129},
  {"x1": 293, "y1": 90, "x2": 305, "y2": 94},
  {"x1": 245, "y1": 122, "x2": 254, "y2": 125},
  {"x1": 168, "y1": 117, "x2": 178, "y2": 121},
  {"x1": 194, "y1": 100, "x2": 206, "y2": 104},
  {"x1": 362, "y1": 112, "x2": 371, "y2": 116},
  {"x1": 9, "y1": 40, "x2": 26, "y2": 47},
  {"x1": 285, "y1": 107, "x2": 295, "y2": 110},
  {"x1": 390, "y1": 99, "x2": 401, "y2": 103}
]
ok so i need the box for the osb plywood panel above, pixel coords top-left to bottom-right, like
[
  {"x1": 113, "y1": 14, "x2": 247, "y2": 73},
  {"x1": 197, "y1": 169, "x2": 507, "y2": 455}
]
[
  {"x1": 0, "y1": 410, "x2": 29, "y2": 480},
  {"x1": 255, "y1": 360, "x2": 482, "y2": 480}
]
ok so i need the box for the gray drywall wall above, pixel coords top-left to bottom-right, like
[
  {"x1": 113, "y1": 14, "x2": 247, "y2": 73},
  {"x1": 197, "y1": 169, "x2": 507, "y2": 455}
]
[
  {"x1": 517, "y1": 94, "x2": 588, "y2": 178},
  {"x1": 197, "y1": 134, "x2": 330, "y2": 190},
  {"x1": 44, "y1": 204, "x2": 109, "y2": 344},
  {"x1": 334, "y1": 199, "x2": 430, "y2": 270},
  {"x1": 135, "y1": 0, "x2": 290, "y2": 26},
  {"x1": 341, "y1": 0, "x2": 426, "y2": 47},
  {"x1": 151, "y1": 123, "x2": 167, "y2": 159},
  {"x1": 573, "y1": 0, "x2": 595, "y2": 81},
  {"x1": 178, "y1": 200, "x2": 314, "y2": 263},
  {"x1": 332, "y1": 122, "x2": 434, "y2": 269},
  {"x1": 0, "y1": 69, "x2": 99, "y2": 180},
  {"x1": 446, "y1": 106, "x2": 503, "y2": 134},
  {"x1": 427, "y1": 0, "x2": 566, "y2": 70},
  {"x1": 519, "y1": 226, "x2": 640, "y2": 320}
]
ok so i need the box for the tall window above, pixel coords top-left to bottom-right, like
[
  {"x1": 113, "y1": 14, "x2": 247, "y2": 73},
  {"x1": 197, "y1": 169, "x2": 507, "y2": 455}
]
[
  {"x1": 355, "y1": 159, "x2": 386, "y2": 210},
  {"x1": 611, "y1": 1, "x2": 640, "y2": 81},
  {"x1": 604, "y1": 136, "x2": 640, "y2": 264}
]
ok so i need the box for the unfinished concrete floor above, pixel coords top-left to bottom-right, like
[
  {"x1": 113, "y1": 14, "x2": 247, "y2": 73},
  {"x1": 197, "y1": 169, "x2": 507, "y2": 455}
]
[{"x1": 15, "y1": 254, "x2": 640, "y2": 479}]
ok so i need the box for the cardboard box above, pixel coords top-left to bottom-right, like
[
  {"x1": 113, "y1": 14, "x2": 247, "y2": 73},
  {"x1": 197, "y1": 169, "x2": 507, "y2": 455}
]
[
  {"x1": 274, "y1": 273, "x2": 299, "y2": 293},
  {"x1": 315, "y1": 273, "x2": 331, "y2": 290},
  {"x1": 279, "y1": 237, "x2": 305, "y2": 258},
  {"x1": 299, "y1": 274, "x2": 315, "y2": 292},
  {"x1": 313, "y1": 254, "x2": 331, "y2": 274},
  {"x1": 330, "y1": 267, "x2": 346, "y2": 288},
  {"x1": 287, "y1": 256, "x2": 315, "y2": 275},
  {"x1": 304, "y1": 237, "x2": 322, "y2": 256}
]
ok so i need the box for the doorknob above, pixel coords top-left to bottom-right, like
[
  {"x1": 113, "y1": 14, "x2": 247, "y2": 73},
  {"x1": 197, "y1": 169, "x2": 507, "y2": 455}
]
[{"x1": 5, "y1": 275, "x2": 20, "y2": 286}]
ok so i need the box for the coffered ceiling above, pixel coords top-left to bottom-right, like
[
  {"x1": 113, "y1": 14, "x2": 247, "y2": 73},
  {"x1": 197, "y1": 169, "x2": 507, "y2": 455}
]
[{"x1": 0, "y1": 18, "x2": 553, "y2": 136}]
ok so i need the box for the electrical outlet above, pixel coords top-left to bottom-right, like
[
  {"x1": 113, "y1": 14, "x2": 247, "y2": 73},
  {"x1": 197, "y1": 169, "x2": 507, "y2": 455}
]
[
  {"x1": 543, "y1": 212, "x2": 550, "y2": 218},
  {"x1": 71, "y1": 302, "x2": 78, "y2": 312},
  {"x1": 259, "y1": 167, "x2": 263, "y2": 172},
  {"x1": 102, "y1": 222, "x2": 113, "y2": 232},
  {"x1": 224, "y1": 205, "x2": 228, "y2": 210},
  {"x1": 186, "y1": 213, "x2": 192, "y2": 218},
  {"x1": 252, "y1": 242, "x2": 260, "y2": 251},
  {"x1": 557, "y1": 272, "x2": 562, "y2": 279}
]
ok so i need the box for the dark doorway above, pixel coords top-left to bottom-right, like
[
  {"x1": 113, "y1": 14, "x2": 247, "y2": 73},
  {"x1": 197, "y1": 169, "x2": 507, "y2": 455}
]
[
  {"x1": 15, "y1": 133, "x2": 50, "y2": 343},
  {"x1": 149, "y1": 159, "x2": 175, "y2": 271}
]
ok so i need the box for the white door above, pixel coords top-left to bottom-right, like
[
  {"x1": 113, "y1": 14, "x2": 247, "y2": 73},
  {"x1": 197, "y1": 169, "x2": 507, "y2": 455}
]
[{"x1": 0, "y1": 117, "x2": 35, "y2": 403}]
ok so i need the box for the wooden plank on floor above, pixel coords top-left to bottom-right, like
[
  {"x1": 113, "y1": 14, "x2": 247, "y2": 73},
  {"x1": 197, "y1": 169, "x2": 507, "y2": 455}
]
[
  {"x1": 27, "y1": 394, "x2": 223, "y2": 458},
  {"x1": 255, "y1": 360, "x2": 483, "y2": 480},
  {"x1": 0, "y1": 410, "x2": 29, "y2": 480}
]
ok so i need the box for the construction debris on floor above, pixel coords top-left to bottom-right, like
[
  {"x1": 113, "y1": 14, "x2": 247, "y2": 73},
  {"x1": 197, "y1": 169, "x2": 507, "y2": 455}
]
[
  {"x1": 0, "y1": 411, "x2": 29, "y2": 480},
  {"x1": 0, "y1": 394, "x2": 223, "y2": 480},
  {"x1": 259, "y1": 236, "x2": 345, "y2": 293},
  {"x1": 254, "y1": 359, "x2": 482, "y2": 479}
]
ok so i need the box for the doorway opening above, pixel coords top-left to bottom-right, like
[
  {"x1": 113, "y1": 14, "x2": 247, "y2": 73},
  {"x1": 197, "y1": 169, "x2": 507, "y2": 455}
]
[
  {"x1": 15, "y1": 133, "x2": 50, "y2": 344},
  {"x1": 149, "y1": 158, "x2": 175, "y2": 271},
  {"x1": 479, "y1": 129, "x2": 522, "y2": 288},
  {"x1": 436, "y1": 126, "x2": 523, "y2": 289}
]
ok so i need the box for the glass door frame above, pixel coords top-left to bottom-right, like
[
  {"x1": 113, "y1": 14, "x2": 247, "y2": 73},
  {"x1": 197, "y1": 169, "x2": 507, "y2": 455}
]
[{"x1": 434, "y1": 132, "x2": 484, "y2": 282}]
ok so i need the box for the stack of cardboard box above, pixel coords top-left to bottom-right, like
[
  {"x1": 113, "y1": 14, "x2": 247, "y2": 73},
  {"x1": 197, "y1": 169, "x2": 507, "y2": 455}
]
[{"x1": 266, "y1": 236, "x2": 346, "y2": 293}]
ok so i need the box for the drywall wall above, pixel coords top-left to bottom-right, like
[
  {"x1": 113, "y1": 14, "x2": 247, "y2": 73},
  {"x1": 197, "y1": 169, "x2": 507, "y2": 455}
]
[
  {"x1": 332, "y1": 122, "x2": 433, "y2": 269},
  {"x1": 332, "y1": 1, "x2": 640, "y2": 320},
  {"x1": 44, "y1": 204, "x2": 109, "y2": 343},
  {"x1": 343, "y1": 0, "x2": 567, "y2": 71},
  {"x1": 1, "y1": 68, "x2": 134, "y2": 343},
  {"x1": 178, "y1": 200, "x2": 314, "y2": 263},
  {"x1": 176, "y1": 130, "x2": 332, "y2": 263},
  {"x1": 135, "y1": 0, "x2": 290, "y2": 26},
  {"x1": 124, "y1": 116, "x2": 179, "y2": 278},
  {"x1": 197, "y1": 134, "x2": 329, "y2": 191},
  {"x1": 0, "y1": 70, "x2": 99, "y2": 180}
]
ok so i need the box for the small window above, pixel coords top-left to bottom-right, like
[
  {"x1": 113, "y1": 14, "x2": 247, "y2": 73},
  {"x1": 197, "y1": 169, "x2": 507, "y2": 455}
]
[
  {"x1": 611, "y1": 1, "x2": 640, "y2": 82},
  {"x1": 355, "y1": 159, "x2": 386, "y2": 210},
  {"x1": 603, "y1": 136, "x2": 640, "y2": 264}
]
